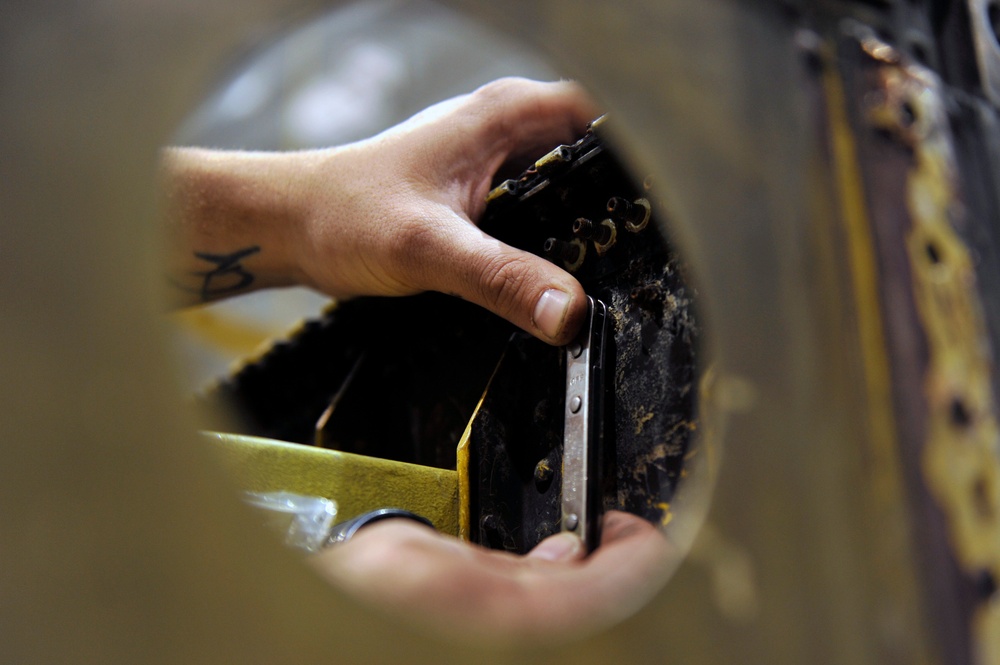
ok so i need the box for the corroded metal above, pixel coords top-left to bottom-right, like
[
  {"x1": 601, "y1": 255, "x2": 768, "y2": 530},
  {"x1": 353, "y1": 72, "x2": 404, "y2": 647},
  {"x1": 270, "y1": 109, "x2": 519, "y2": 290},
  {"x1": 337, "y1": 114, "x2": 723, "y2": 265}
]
[
  {"x1": 466, "y1": 130, "x2": 698, "y2": 554},
  {"x1": 882, "y1": 46, "x2": 1000, "y2": 662},
  {"x1": 835, "y1": 25, "x2": 1000, "y2": 663}
]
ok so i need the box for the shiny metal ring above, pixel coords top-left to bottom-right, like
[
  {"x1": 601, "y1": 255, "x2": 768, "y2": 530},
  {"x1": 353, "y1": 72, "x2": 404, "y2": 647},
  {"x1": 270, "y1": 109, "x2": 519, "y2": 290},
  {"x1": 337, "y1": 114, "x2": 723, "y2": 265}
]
[{"x1": 325, "y1": 509, "x2": 434, "y2": 546}]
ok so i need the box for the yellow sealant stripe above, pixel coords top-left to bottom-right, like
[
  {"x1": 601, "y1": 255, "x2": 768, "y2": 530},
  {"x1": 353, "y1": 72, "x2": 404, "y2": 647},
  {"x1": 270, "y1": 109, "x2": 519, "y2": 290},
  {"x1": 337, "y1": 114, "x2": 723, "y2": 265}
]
[{"x1": 824, "y1": 65, "x2": 902, "y2": 490}]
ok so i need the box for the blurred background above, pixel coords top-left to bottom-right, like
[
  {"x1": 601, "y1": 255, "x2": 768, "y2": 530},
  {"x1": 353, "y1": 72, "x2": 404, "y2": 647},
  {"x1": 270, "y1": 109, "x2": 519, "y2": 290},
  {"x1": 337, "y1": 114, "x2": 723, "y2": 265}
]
[{"x1": 169, "y1": 0, "x2": 558, "y2": 391}]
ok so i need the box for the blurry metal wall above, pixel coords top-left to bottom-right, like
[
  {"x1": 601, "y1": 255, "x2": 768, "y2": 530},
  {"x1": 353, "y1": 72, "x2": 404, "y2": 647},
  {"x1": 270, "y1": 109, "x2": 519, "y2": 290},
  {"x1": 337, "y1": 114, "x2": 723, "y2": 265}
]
[{"x1": 1, "y1": 0, "x2": 992, "y2": 663}]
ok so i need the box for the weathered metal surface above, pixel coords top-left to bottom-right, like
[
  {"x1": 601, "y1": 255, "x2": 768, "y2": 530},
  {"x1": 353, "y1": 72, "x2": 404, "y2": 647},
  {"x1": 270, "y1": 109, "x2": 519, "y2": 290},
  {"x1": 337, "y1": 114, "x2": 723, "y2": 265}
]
[
  {"x1": 465, "y1": 130, "x2": 698, "y2": 554},
  {"x1": 834, "y1": 28, "x2": 1000, "y2": 663},
  {"x1": 560, "y1": 297, "x2": 609, "y2": 551},
  {"x1": 818, "y1": 29, "x2": 938, "y2": 665},
  {"x1": 466, "y1": 333, "x2": 566, "y2": 551}
]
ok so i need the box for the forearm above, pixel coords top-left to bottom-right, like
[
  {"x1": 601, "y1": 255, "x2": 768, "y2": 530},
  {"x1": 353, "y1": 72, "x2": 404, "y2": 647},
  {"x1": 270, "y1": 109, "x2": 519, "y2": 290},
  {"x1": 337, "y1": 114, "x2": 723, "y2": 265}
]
[{"x1": 160, "y1": 147, "x2": 312, "y2": 305}]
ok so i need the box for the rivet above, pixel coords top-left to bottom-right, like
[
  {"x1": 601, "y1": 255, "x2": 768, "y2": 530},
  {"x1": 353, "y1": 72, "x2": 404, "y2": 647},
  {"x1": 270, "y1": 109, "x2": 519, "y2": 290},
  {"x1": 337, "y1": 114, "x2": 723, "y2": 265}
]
[
  {"x1": 566, "y1": 513, "x2": 579, "y2": 531},
  {"x1": 570, "y1": 395, "x2": 582, "y2": 413}
]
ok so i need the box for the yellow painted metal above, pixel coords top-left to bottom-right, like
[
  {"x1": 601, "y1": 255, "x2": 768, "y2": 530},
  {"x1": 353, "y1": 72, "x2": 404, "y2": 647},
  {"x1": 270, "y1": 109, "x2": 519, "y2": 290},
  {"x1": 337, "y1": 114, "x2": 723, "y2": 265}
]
[
  {"x1": 456, "y1": 417, "x2": 475, "y2": 542},
  {"x1": 207, "y1": 433, "x2": 460, "y2": 536},
  {"x1": 455, "y1": 348, "x2": 507, "y2": 542},
  {"x1": 823, "y1": 45, "x2": 936, "y2": 665}
]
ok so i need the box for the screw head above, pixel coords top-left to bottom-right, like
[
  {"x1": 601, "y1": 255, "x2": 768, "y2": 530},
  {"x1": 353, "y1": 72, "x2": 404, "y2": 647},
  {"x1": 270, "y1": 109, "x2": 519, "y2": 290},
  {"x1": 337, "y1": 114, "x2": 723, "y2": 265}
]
[{"x1": 480, "y1": 514, "x2": 498, "y2": 532}]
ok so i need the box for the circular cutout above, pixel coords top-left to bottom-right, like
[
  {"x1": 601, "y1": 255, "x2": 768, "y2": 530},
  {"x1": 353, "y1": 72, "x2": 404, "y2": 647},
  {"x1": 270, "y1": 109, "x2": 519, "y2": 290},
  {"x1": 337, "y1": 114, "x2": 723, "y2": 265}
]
[{"x1": 165, "y1": 0, "x2": 707, "y2": 645}]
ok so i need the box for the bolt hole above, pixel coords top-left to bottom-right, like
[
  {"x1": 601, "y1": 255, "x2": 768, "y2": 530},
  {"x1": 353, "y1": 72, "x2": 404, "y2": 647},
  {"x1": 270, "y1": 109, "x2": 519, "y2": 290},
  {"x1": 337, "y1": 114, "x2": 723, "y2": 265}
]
[
  {"x1": 925, "y1": 241, "x2": 943, "y2": 264},
  {"x1": 976, "y1": 569, "x2": 999, "y2": 600},
  {"x1": 899, "y1": 100, "x2": 918, "y2": 127},
  {"x1": 950, "y1": 397, "x2": 973, "y2": 427},
  {"x1": 989, "y1": 1, "x2": 1000, "y2": 48},
  {"x1": 910, "y1": 41, "x2": 931, "y2": 66}
]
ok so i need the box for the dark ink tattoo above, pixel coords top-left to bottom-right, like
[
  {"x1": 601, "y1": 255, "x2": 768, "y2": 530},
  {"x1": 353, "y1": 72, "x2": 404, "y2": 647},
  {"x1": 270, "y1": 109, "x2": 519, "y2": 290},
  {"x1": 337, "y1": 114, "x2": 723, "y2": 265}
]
[{"x1": 171, "y1": 245, "x2": 261, "y2": 301}]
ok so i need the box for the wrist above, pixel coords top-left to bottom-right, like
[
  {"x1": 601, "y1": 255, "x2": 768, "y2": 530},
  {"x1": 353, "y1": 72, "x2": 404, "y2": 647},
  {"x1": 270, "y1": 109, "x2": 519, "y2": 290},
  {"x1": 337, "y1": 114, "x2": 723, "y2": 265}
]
[
  {"x1": 281, "y1": 144, "x2": 387, "y2": 299},
  {"x1": 162, "y1": 148, "x2": 304, "y2": 302}
]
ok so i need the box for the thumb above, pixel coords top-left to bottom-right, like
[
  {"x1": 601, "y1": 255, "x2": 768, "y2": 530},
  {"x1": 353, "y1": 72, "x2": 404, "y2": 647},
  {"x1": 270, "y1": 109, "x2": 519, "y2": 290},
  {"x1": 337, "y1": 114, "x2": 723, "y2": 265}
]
[
  {"x1": 416, "y1": 219, "x2": 587, "y2": 345},
  {"x1": 526, "y1": 532, "x2": 585, "y2": 563}
]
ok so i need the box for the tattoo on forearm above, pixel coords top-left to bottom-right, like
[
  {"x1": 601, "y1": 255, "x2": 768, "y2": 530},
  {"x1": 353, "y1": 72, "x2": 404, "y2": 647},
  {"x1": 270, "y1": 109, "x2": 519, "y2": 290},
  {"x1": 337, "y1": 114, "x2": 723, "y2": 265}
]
[{"x1": 171, "y1": 245, "x2": 261, "y2": 301}]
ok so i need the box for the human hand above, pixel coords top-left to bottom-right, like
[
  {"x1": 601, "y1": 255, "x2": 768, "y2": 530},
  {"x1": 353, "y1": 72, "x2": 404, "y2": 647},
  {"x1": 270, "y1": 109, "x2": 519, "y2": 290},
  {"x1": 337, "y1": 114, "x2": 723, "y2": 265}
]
[
  {"x1": 308, "y1": 511, "x2": 674, "y2": 643},
  {"x1": 163, "y1": 78, "x2": 598, "y2": 344},
  {"x1": 290, "y1": 77, "x2": 598, "y2": 344}
]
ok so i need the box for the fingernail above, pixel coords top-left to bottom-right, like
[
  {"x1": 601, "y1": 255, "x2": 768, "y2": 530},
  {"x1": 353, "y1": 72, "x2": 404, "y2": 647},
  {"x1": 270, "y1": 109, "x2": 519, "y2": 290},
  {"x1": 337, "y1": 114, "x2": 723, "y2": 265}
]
[
  {"x1": 527, "y1": 532, "x2": 583, "y2": 562},
  {"x1": 532, "y1": 289, "x2": 571, "y2": 340}
]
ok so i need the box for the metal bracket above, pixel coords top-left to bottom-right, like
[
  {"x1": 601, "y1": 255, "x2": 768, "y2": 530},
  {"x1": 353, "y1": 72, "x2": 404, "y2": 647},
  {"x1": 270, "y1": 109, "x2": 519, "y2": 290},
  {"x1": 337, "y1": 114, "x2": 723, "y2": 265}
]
[{"x1": 561, "y1": 296, "x2": 608, "y2": 552}]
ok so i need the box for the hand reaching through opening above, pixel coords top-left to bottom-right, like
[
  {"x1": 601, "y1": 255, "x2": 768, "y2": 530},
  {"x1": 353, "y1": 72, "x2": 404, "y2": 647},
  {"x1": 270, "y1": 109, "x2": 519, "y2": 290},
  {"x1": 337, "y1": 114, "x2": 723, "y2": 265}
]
[{"x1": 162, "y1": 78, "x2": 598, "y2": 344}]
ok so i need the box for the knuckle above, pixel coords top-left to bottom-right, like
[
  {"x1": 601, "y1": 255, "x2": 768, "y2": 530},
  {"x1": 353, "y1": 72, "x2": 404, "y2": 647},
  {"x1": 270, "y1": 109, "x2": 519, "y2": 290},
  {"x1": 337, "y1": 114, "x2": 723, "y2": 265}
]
[
  {"x1": 468, "y1": 78, "x2": 533, "y2": 144},
  {"x1": 476, "y1": 253, "x2": 532, "y2": 314}
]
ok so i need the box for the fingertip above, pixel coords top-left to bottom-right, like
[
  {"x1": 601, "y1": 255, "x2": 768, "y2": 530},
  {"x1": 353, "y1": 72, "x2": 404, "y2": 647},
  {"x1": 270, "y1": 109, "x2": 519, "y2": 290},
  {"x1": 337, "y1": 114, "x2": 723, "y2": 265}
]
[
  {"x1": 531, "y1": 285, "x2": 587, "y2": 345},
  {"x1": 560, "y1": 287, "x2": 589, "y2": 342},
  {"x1": 532, "y1": 289, "x2": 571, "y2": 341},
  {"x1": 526, "y1": 532, "x2": 584, "y2": 563}
]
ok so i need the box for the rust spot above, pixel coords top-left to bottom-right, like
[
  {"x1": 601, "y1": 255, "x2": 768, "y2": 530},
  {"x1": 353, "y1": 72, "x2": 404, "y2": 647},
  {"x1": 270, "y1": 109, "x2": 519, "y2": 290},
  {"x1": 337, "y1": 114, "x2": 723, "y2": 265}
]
[{"x1": 633, "y1": 407, "x2": 655, "y2": 434}]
